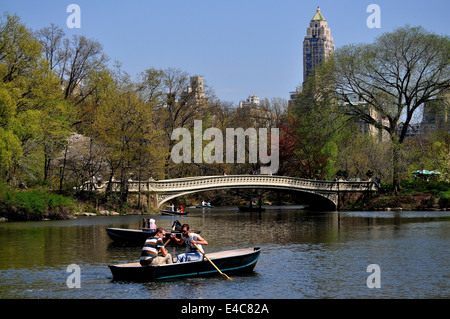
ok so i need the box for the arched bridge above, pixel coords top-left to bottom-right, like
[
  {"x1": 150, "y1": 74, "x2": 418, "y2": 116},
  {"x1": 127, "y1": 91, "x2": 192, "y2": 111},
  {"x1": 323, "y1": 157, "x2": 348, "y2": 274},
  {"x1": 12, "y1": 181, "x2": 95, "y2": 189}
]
[{"x1": 84, "y1": 175, "x2": 377, "y2": 210}]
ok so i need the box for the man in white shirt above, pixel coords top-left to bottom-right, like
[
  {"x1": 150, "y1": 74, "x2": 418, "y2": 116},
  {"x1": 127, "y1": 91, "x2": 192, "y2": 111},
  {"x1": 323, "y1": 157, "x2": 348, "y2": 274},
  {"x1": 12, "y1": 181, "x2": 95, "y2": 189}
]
[{"x1": 171, "y1": 224, "x2": 208, "y2": 262}]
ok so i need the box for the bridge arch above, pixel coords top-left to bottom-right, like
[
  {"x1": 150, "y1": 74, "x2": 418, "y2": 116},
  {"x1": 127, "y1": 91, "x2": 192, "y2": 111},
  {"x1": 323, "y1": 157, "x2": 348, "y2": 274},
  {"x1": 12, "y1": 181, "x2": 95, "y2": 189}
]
[{"x1": 156, "y1": 185, "x2": 338, "y2": 211}]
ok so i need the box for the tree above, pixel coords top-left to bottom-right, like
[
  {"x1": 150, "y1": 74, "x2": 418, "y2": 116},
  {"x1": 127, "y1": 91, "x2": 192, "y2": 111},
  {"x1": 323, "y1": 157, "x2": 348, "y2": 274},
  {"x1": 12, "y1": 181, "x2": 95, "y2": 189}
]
[
  {"x1": 89, "y1": 68, "x2": 163, "y2": 204},
  {"x1": 333, "y1": 25, "x2": 450, "y2": 191},
  {"x1": 35, "y1": 24, "x2": 109, "y2": 105},
  {"x1": 259, "y1": 97, "x2": 288, "y2": 128},
  {"x1": 139, "y1": 67, "x2": 209, "y2": 178},
  {"x1": 34, "y1": 23, "x2": 65, "y2": 72},
  {"x1": 333, "y1": 127, "x2": 391, "y2": 181},
  {"x1": 280, "y1": 60, "x2": 350, "y2": 179},
  {"x1": 0, "y1": 14, "x2": 77, "y2": 189},
  {"x1": 0, "y1": 14, "x2": 48, "y2": 185},
  {"x1": 62, "y1": 35, "x2": 109, "y2": 103},
  {"x1": 0, "y1": 14, "x2": 42, "y2": 84}
]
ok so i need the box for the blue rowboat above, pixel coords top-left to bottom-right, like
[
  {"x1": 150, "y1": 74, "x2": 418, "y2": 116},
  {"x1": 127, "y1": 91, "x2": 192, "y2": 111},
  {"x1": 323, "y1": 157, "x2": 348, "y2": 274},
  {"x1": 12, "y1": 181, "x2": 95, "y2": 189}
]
[
  {"x1": 106, "y1": 227, "x2": 158, "y2": 244},
  {"x1": 161, "y1": 209, "x2": 188, "y2": 216},
  {"x1": 108, "y1": 247, "x2": 261, "y2": 281}
]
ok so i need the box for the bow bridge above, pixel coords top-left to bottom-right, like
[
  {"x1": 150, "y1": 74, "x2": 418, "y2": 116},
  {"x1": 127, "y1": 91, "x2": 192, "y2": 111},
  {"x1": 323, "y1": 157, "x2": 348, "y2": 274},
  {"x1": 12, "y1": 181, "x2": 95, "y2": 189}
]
[{"x1": 84, "y1": 175, "x2": 377, "y2": 210}]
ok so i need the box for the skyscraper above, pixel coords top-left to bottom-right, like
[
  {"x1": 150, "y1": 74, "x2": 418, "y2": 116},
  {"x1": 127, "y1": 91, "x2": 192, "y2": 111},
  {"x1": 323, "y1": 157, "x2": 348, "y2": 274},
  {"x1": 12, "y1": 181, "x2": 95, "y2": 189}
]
[{"x1": 303, "y1": 7, "x2": 334, "y2": 85}]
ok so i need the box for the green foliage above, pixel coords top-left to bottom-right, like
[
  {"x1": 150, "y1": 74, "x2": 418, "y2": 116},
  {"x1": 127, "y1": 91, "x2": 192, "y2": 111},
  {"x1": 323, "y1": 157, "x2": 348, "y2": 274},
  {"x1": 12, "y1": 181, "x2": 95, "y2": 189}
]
[
  {"x1": 0, "y1": 14, "x2": 42, "y2": 84},
  {"x1": 0, "y1": 184, "x2": 75, "y2": 221},
  {"x1": 400, "y1": 179, "x2": 450, "y2": 194},
  {"x1": 0, "y1": 87, "x2": 16, "y2": 125},
  {"x1": 0, "y1": 127, "x2": 22, "y2": 178},
  {"x1": 0, "y1": 14, "x2": 75, "y2": 187},
  {"x1": 438, "y1": 191, "x2": 450, "y2": 208}
]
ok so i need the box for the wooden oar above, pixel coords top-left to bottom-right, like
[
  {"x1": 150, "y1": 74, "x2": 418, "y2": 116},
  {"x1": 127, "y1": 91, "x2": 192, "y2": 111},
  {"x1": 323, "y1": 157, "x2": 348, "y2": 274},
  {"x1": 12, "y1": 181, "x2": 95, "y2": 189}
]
[
  {"x1": 192, "y1": 242, "x2": 232, "y2": 280},
  {"x1": 164, "y1": 237, "x2": 171, "y2": 246}
]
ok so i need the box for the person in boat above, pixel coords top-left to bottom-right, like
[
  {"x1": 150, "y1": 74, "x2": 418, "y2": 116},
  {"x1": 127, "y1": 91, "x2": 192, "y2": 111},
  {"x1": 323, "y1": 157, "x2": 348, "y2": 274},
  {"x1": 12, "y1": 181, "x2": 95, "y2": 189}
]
[
  {"x1": 140, "y1": 227, "x2": 173, "y2": 266},
  {"x1": 171, "y1": 224, "x2": 208, "y2": 263},
  {"x1": 148, "y1": 218, "x2": 157, "y2": 231},
  {"x1": 171, "y1": 220, "x2": 182, "y2": 232},
  {"x1": 201, "y1": 200, "x2": 211, "y2": 207}
]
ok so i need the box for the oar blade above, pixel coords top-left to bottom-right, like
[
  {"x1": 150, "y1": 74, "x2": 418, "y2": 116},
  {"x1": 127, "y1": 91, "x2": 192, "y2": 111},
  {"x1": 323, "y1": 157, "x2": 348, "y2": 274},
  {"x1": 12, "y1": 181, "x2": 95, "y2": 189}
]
[{"x1": 221, "y1": 272, "x2": 232, "y2": 280}]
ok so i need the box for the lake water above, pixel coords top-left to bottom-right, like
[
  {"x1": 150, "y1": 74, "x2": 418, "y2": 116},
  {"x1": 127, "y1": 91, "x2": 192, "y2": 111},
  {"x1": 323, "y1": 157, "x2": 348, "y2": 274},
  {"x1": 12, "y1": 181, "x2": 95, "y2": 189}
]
[{"x1": 0, "y1": 206, "x2": 449, "y2": 299}]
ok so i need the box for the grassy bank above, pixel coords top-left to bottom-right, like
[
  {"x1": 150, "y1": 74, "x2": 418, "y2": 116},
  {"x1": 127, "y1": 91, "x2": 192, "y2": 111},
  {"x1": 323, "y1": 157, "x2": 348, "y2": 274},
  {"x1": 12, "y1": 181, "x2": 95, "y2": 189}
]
[
  {"x1": 0, "y1": 184, "x2": 76, "y2": 221},
  {"x1": 355, "y1": 180, "x2": 450, "y2": 211}
]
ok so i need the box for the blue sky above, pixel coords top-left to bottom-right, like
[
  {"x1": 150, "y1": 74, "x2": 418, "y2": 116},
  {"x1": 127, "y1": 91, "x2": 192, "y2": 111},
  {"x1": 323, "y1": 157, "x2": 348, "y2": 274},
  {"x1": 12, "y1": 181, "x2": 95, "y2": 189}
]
[{"x1": 1, "y1": 0, "x2": 449, "y2": 104}]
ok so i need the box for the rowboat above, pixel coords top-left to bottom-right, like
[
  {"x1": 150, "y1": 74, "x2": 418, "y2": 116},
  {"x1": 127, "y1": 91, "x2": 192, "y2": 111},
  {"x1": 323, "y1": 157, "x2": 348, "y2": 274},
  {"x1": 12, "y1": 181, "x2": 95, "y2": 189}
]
[
  {"x1": 161, "y1": 209, "x2": 188, "y2": 216},
  {"x1": 109, "y1": 247, "x2": 261, "y2": 281},
  {"x1": 106, "y1": 227, "x2": 158, "y2": 244},
  {"x1": 195, "y1": 204, "x2": 214, "y2": 208}
]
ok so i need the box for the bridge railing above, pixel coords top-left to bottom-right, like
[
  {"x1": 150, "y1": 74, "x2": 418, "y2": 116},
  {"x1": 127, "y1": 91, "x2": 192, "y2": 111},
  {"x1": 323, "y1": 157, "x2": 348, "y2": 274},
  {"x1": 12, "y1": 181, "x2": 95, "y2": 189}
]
[
  {"x1": 83, "y1": 175, "x2": 376, "y2": 193},
  {"x1": 151, "y1": 175, "x2": 375, "y2": 192}
]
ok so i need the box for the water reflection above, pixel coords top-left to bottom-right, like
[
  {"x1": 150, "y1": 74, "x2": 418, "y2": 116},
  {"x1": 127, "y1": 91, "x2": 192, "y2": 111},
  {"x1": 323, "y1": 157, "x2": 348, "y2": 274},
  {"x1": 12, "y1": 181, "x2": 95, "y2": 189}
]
[{"x1": 0, "y1": 207, "x2": 449, "y2": 298}]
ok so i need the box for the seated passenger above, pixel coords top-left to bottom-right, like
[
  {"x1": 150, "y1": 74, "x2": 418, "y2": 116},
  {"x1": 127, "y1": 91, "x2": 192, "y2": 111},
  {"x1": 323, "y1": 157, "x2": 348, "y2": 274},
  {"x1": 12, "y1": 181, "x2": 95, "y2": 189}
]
[
  {"x1": 140, "y1": 227, "x2": 172, "y2": 266},
  {"x1": 148, "y1": 218, "x2": 157, "y2": 231}
]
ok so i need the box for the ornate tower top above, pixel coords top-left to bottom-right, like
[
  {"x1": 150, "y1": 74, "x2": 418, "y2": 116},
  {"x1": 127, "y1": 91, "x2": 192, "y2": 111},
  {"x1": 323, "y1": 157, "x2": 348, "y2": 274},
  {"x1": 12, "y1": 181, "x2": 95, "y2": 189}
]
[
  {"x1": 302, "y1": 7, "x2": 334, "y2": 84},
  {"x1": 311, "y1": 7, "x2": 326, "y2": 21}
]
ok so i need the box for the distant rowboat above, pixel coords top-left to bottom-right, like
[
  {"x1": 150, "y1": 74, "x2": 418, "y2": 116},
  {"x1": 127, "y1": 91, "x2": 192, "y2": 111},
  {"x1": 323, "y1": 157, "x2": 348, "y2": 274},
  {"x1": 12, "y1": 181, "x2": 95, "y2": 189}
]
[
  {"x1": 161, "y1": 209, "x2": 188, "y2": 216},
  {"x1": 109, "y1": 247, "x2": 261, "y2": 281},
  {"x1": 106, "y1": 227, "x2": 166, "y2": 244},
  {"x1": 195, "y1": 204, "x2": 214, "y2": 208}
]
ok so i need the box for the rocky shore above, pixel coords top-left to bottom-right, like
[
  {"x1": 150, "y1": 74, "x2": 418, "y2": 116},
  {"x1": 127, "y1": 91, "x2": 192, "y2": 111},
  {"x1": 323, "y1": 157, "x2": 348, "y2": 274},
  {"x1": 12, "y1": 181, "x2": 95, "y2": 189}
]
[
  {"x1": 351, "y1": 191, "x2": 449, "y2": 211},
  {"x1": 74, "y1": 210, "x2": 120, "y2": 217}
]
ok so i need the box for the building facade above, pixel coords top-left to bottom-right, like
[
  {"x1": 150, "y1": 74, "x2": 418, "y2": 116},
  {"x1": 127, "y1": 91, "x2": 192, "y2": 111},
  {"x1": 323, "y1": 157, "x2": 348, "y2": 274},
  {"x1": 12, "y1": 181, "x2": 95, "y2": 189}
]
[
  {"x1": 400, "y1": 92, "x2": 450, "y2": 138},
  {"x1": 339, "y1": 93, "x2": 390, "y2": 142},
  {"x1": 180, "y1": 76, "x2": 206, "y2": 106},
  {"x1": 303, "y1": 7, "x2": 334, "y2": 85},
  {"x1": 239, "y1": 94, "x2": 260, "y2": 108}
]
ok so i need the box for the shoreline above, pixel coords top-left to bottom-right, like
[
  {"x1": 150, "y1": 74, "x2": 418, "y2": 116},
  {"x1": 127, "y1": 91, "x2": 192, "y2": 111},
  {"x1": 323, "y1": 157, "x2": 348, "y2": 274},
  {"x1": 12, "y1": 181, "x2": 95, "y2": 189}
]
[
  {"x1": 1, "y1": 184, "x2": 449, "y2": 222},
  {"x1": 1, "y1": 196, "x2": 448, "y2": 223}
]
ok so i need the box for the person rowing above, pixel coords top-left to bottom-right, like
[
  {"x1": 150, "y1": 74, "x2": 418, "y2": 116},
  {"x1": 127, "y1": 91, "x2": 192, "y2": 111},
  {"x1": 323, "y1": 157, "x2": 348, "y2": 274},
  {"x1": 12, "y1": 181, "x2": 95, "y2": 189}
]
[{"x1": 171, "y1": 223, "x2": 208, "y2": 262}]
